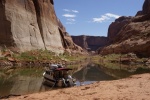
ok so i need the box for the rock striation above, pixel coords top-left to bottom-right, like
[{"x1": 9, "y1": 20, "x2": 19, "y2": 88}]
[
  {"x1": 107, "y1": 16, "x2": 132, "y2": 43},
  {"x1": 72, "y1": 35, "x2": 108, "y2": 51},
  {"x1": 0, "y1": 0, "x2": 82, "y2": 54},
  {"x1": 99, "y1": 0, "x2": 150, "y2": 57}
]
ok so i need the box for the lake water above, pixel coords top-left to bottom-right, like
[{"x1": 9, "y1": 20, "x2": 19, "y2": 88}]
[{"x1": 0, "y1": 62, "x2": 150, "y2": 98}]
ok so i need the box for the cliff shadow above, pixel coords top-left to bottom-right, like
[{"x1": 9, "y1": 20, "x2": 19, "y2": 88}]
[{"x1": 0, "y1": 0, "x2": 15, "y2": 47}]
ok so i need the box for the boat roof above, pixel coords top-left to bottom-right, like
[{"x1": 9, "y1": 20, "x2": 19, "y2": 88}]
[
  {"x1": 54, "y1": 68, "x2": 72, "y2": 71},
  {"x1": 49, "y1": 64, "x2": 72, "y2": 71},
  {"x1": 50, "y1": 64, "x2": 59, "y2": 67}
]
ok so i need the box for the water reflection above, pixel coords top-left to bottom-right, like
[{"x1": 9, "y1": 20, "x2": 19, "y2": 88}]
[
  {"x1": 72, "y1": 63, "x2": 150, "y2": 86},
  {"x1": 0, "y1": 62, "x2": 150, "y2": 97},
  {"x1": 73, "y1": 63, "x2": 115, "y2": 85},
  {"x1": 0, "y1": 67, "x2": 50, "y2": 97}
]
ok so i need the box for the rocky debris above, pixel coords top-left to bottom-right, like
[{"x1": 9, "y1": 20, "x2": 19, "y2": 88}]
[
  {"x1": 127, "y1": 53, "x2": 137, "y2": 58},
  {"x1": 2, "y1": 51, "x2": 12, "y2": 57},
  {"x1": 0, "y1": 94, "x2": 21, "y2": 100},
  {"x1": 7, "y1": 57, "x2": 16, "y2": 62},
  {"x1": 72, "y1": 35, "x2": 108, "y2": 51},
  {"x1": 99, "y1": 0, "x2": 150, "y2": 57},
  {"x1": 0, "y1": 50, "x2": 17, "y2": 63},
  {"x1": 1, "y1": 49, "x2": 15, "y2": 57},
  {"x1": 110, "y1": 58, "x2": 135, "y2": 64},
  {"x1": 0, "y1": 60, "x2": 13, "y2": 67},
  {"x1": 0, "y1": 0, "x2": 83, "y2": 54},
  {"x1": 110, "y1": 53, "x2": 137, "y2": 64},
  {"x1": 146, "y1": 59, "x2": 150, "y2": 65}
]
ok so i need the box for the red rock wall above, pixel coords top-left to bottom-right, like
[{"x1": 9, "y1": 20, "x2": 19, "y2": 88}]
[
  {"x1": 72, "y1": 35, "x2": 108, "y2": 51},
  {"x1": 0, "y1": 0, "x2": 82, "y2": 54},
  {"x1": 107, "y1": 16, "x2": 132, "y2": 43},
  {"x1": 142, "y1": 0, "x2": 150, "y2": 14},
  {"x1": 99, "y1": 0, "x2": 150, "y2": 57},
  {"x1": 0, "y1": 0, "x2": 14, "y2": 47}
]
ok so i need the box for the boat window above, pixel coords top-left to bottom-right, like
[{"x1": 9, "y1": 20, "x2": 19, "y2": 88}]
[
  {"x1": 63, "y1": 71, "x2": 68, "y2": 79},
  {"x1": 54, "y1": 71, "x2": 63, "y2": 78},
  {"x1": 59, "y1": 71, "x2": 63, "y2": 78},
  {"x1": 50, "y1": 72, "x2": 54, "y2": 76},
  {"x1": 54, "y1": 71, "x2": 59, "y2": 79},
  {"x1": 46, "y1": 71, "x2": 50, "y2": 75},
  {"x1": 57, "y1": 64, "x2": 62, "y2": 68}
]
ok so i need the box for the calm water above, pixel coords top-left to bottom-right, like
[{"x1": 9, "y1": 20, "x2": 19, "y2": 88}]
[{"x1": 0, "y1": 63, "x2": 150, "y2": 97}]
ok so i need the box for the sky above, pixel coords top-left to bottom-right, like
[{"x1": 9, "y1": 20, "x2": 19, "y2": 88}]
[{"x1": 54, "y1": 0, "x2": 144, "y2": 37}]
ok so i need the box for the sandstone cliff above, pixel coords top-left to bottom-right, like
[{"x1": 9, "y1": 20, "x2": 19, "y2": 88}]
[
  {"x1": 72, "y1": 35, "x2": 108, "y2": 51},
  {"x1": 107, "y1": 16, "x2": 132, "y2": 43},
  {"x1": 99, "y1": 0, "x2": 150, "y2": 57},
  {"x1": 0, "y1": 0, "x2": 82, "y2": 54}
]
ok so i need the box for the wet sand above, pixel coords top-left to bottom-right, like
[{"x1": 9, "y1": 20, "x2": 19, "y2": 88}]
[{"x1": 4, "y1": 73, "x2": 150, "y2": 100}]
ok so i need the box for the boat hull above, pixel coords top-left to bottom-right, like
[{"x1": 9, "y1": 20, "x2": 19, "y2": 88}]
[{"x1": 42, "y1": 77, "x2": 56, "y2": 87}]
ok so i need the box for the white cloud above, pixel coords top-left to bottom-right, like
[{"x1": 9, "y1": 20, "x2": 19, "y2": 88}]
[
  {"x1": 67, "y1": 18, "x2": 76, "y2": 22},
  {"x1": 62, "y1": 14, "x2": 76, "y2": 18},
  {"x1": 105, "y1": 13, "x2": 120, "y2": 18},
  {"x1": 62, "y1": 9, "x2": 79, "y2": 25},
  {"x1": 63, "y1": 9, "x2": 70, "y2": 12},
  {"x1": 66, "y1": 22, "x2": 75, "y2": 24},
  {"x1": 72, "y1": 10, "x2": 79, "y2": 13},
  {"x1": 93, "y1": 15, "x2": 110, "y2": 23},
  {"x1": 92, "y1": 13, "x2": 120, "y2": 23},
  {"x1": 63, "y1": 9, "x2": 79, "y2": 13}
]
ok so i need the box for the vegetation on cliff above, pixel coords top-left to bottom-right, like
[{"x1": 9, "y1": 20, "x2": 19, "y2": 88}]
[{"x1": 0, "y1": 49, "x2": 88, "y2": 67}]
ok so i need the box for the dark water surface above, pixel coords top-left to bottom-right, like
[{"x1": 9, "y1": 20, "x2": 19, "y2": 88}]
[{"x1": 0, "y1": 63, "x2": 150, "y2": 97}]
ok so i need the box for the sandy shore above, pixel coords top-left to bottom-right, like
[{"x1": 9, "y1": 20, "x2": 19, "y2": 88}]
[{"x1": 4, "y1": 73, "x2": 150, "y2": 100}]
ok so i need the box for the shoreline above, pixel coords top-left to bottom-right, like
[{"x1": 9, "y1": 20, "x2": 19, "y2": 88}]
[{"x1": 3, "y1": 73, "x2": 150, "y2": 100}]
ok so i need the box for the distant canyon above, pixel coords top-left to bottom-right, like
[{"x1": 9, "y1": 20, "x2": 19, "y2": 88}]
[{"x1": 72, "y1": 0, "x2": 150, "y2": 57}]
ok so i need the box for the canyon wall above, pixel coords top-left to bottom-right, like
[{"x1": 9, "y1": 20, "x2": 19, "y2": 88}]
[
  {"x1": 72, "y1": 35, "x2": 108, "y2": 51},
  {"x1": 99, "y1": 0, "x2": 150, "y2": 57},
  {"x1": 0, "y1": 0, "x2": 82, "y2": 54}
]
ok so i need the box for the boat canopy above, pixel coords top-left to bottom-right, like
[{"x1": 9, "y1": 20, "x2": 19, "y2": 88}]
[
  {"x1": 54, "y1": 68, "x2": 72, "y2": 71},
  {"x1": 50, "y1": 64, "x2": 72, "y2": 71},
  {"x1": 50, "y1": 64, "x2": 63, "y2": 69}
]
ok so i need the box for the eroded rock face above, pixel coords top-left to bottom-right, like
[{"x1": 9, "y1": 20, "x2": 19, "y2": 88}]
[
  {"x1": 107, "y1": 16, "x2": 132, "y2": 43},
  {"x1": 142, "y1": 0, "x2": 150, "y2": 14},
  {"x1": 0, "y1": 0, "x2": 82, "y2": 54},
  {"x1": 72, "y1": 35, "x2": 108, "y2": 51},
  {"x1": 72, "y1": 35, "x2": 88, "y2": 50},
  {"x1": 99, "y1": 0, "x2": 150, "y2": 57}
]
